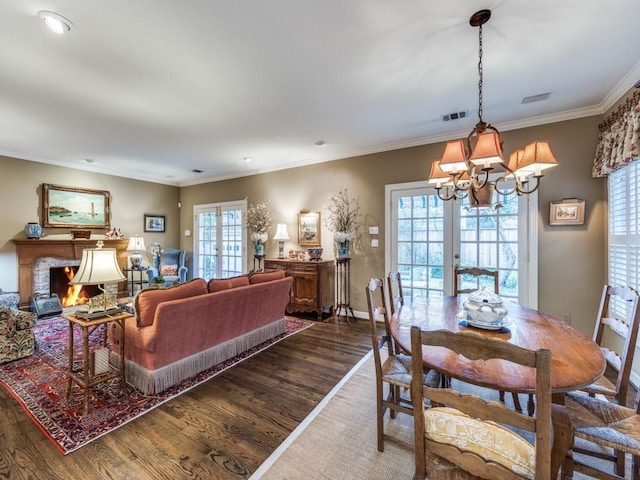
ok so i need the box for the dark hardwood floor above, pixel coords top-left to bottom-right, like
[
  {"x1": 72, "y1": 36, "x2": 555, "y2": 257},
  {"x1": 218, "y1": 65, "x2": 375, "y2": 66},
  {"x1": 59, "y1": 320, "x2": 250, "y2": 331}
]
[{"x1": 0, "y1": 317, "x2": 371, "y2": 480}]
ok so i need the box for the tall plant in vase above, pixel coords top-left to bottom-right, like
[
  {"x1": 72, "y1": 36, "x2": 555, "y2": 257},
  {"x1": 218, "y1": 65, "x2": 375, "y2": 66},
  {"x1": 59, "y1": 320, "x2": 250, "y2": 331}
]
[
  {"x1": 325, "y1": 188, "x2": 361, "y2": 259},
  {"x1": 246, "y1": 202, "x2": 273, "y2": 256}
]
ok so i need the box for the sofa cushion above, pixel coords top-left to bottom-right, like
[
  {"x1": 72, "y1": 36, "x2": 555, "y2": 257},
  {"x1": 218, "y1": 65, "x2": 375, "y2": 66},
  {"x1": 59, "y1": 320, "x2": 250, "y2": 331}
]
[
  {"x1": 135, "y1": 278, "x2": 208, "y2": 327},
  {"x1": 160, "y1": 264, "x2": 178, "y2": 276},
  {"x1": 207, "y1": 275, "x2": 250, "y2": 293},
  {"x1": 249, "y1": 270, "x2": 285, "y2": 284}
]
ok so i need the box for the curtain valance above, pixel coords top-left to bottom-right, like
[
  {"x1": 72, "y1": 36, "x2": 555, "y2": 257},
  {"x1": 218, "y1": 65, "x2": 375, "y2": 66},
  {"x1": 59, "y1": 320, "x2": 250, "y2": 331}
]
[{"x1": 592, "y1": 89, "x2": 640, "y2": 178}]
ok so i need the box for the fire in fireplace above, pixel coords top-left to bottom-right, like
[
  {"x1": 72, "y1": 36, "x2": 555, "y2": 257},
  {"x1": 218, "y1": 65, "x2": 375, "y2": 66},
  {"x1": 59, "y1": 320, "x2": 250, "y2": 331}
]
[{"x1": 50, "y1": 266, "x2": 100, "y2": 307}]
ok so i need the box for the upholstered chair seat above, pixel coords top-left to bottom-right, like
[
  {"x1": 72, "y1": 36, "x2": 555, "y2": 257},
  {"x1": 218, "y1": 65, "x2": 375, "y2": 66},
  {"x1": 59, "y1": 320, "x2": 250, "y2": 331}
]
[{"x1": 0, "y1": 307, "x2": 36, "y2": 364}]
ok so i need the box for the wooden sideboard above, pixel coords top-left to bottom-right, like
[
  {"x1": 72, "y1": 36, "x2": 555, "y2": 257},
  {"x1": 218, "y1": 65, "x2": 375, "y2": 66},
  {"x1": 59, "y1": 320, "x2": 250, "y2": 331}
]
[{"x1": 264, "y1": 259, "x2": 335, "y2": 320}]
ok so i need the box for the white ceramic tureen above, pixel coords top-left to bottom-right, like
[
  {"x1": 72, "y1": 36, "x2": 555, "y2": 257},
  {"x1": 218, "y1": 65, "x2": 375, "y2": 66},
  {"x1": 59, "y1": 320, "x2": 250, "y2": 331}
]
[{"x1": 462, "y1": 288, "x2": 508, "y2": 325}]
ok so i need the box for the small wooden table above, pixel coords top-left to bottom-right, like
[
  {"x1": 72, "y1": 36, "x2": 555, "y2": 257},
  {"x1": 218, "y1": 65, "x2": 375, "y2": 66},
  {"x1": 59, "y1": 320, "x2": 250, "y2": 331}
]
[
  {"x1": 390, "y1": 296, "x2": 606, "y2": 396},
  {"x1": 63, "y1": 311, "x2": 132, "y2": 416}
]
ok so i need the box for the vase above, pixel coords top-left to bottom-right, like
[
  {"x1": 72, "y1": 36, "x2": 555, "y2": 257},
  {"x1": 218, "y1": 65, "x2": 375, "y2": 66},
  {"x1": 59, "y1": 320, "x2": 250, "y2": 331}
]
[
  {"x1": 337, "y1": 240, "x2": 350, "y2": 259},
  {"x1": 24, "y1": 222, "x2": 42, "y2": 239},
  {"x1": 254, "y1": 242, "x2": 265, "y2": 256}
]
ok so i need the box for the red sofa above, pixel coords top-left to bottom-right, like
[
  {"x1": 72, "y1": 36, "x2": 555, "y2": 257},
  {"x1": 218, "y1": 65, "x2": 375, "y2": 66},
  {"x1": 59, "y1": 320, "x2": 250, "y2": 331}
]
[{"x1": 110, "y1": 270, "x2": 292, "y2": 394}]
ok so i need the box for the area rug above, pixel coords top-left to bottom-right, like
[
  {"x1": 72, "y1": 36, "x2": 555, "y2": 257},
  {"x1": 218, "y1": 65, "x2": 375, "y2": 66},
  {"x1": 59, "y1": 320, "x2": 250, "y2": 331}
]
[
  {"x1": 253, "y1": 350, "x2": 629, "y2": 480},
  {"x1": 0, "y1": 315, "x2": 312, "y2": 456}
]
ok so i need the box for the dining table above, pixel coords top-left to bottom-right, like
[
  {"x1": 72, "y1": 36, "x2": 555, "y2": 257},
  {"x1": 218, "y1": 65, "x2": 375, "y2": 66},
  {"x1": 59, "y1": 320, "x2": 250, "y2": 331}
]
[{"x1": 390, "y1": 296, "x2": 606, "y2": 398}]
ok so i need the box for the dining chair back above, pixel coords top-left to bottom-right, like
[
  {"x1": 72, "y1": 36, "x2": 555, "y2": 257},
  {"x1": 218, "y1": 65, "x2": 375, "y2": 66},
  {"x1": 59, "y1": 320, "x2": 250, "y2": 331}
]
[
  {"x1": 386, "y1": 271, "x2": 404, "y2": 317},
  {"x1": 586, "y1": 284, "x2": 640, "y2": 406},
  {"x1": 365, "y1": 278, "x2": 438, "y2": 452},
  {"x1": 409, "y1": 326, "x2": 572, "y2": 480},
  {"x1": 453, "y1": 266, "x2": 499, "y2": 295}
]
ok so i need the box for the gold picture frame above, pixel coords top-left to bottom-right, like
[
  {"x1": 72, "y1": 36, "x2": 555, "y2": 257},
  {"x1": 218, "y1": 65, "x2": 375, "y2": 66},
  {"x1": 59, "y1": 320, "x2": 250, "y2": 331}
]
[
  {"x1": 549, "y1": 199, "x2": 585, "y2": 225},
  {"x1": 298, "y1": 211, "x2": 321, "y2": 246},
  {"x1": 42, "y1": 183, "x2": 111, "y2": 229}
]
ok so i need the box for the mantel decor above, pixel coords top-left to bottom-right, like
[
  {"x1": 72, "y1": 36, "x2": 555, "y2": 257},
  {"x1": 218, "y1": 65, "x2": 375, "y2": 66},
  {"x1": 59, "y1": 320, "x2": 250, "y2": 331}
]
[
  {"x1": 298, "y1": 211, "x2": 321, "y2": 247},
  {"x1": 549, "y1": 199, "x2": 585, "y2": 226},
  {"x1": 42, "y1": 183, "x2": 111, "y2": 229}
]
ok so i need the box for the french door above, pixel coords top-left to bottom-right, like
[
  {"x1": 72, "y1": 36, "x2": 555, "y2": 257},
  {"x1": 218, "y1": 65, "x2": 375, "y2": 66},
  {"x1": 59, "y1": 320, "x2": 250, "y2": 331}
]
[
  {"x1": 385, "y1": 181, "x2": 538, "y2": 306},
  {"x1": 193, "y1": 200, "x2": 246, "y2": 280}
]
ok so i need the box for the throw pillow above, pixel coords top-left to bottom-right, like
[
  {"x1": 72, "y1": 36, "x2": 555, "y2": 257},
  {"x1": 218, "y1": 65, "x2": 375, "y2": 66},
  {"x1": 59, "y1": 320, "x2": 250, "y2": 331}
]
[
  {"x1": 249, "y1": 270, "x2": 285, "y2": 284},
  {"x1": 208, "y1": 275, "x2": 249, "y2": 293},
  {"x1": 160, "y1": 264, "x2": 178, "y2": 276}
]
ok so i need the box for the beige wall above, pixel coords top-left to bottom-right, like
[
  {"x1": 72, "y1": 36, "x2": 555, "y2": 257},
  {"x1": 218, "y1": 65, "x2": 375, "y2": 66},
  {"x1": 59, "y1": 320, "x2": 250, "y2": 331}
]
[
  {"x1": 180, "y1": 115, "x2": 605, "y2": 335},
  {"x1": 0, "y1": 155, "x2": 180, "y2": 289}
]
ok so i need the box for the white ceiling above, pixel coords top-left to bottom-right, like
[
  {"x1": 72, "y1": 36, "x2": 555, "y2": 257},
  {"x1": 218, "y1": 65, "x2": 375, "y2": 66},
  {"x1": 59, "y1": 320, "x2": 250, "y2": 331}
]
[{"x1": 1, "y1": 1, "x2": 639, "y2": 187}]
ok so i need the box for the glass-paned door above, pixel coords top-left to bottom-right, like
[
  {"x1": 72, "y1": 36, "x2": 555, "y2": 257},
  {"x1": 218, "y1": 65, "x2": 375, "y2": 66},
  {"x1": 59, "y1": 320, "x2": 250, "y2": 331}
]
[
  {"x1": 194, "y1": 200, "x2": 246, "y2": 280},
  {"x1": 386, "y1": 181, "x2": 536, "y2": 305}
]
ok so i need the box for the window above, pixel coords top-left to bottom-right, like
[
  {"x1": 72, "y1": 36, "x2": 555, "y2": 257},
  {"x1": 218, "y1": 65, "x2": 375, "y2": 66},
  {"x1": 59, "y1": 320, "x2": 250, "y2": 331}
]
[{"x1": 608, "y1": 162, "x2": 640, "y2": 315}]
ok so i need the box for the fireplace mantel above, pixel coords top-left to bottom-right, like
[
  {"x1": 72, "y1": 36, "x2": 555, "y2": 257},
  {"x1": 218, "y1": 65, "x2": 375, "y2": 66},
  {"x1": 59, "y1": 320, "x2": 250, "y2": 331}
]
[{"x1": 12, "y1": 238, "x2": 129, "y2": 309}]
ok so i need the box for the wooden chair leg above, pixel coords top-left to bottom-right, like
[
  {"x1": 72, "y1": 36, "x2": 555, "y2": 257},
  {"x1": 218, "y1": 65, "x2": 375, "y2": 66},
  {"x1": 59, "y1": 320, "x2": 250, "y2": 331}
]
[{"x1": 512, "y1": 392, "x2": 523, "y2": 412}]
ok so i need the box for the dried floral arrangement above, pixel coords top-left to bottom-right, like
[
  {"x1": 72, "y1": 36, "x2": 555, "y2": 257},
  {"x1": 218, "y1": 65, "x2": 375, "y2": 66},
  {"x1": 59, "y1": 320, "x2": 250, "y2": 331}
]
[
  {"x1": 325, "y1": 188, "x2": 360, "y2": 242},
  {"x1": 246, "y1": 202, "x2": 273, "y2": 243}
]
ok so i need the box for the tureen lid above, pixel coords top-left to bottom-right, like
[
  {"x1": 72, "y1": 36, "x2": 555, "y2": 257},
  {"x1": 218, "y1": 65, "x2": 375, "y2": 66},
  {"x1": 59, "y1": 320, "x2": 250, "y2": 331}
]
[{"x1": 465, "y1": 287, "x2": 503, "y2": 305}]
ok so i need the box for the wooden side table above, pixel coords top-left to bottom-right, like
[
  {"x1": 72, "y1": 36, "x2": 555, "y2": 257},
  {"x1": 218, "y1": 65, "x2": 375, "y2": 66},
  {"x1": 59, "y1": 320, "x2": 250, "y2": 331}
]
[
  {"x1": 63, "y1": 311, "x2": 132, "y2": 416},
  {"x1": 334, "y1": 258, "x2": 356, "y2": 324}
]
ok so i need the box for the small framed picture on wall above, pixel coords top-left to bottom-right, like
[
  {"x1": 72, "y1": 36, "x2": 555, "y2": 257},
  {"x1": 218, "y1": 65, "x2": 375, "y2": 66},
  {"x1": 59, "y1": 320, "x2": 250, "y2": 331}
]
[
  {"x1": 144, "y1": 214, "x2": 165, "y2": 232},
  {"x1": 549, "y1": 199, "x2": 585, "y2": 226}
]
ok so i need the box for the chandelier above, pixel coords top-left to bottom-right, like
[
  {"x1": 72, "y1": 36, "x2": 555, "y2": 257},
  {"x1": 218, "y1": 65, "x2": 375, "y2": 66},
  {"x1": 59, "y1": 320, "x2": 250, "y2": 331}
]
[{"x1": 428, "y1": 9, "x2": 558, "y2": 207}]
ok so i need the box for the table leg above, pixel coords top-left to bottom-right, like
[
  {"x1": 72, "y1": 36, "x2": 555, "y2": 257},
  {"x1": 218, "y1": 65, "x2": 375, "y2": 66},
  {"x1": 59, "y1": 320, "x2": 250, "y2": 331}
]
[
  {"x1": 66, "y1": 321, "x2": 73, "y2": 399},
  {"x1": 82, "y1": 326, "x2": 90, "y2": 417},
  {"x1": 117, "y1": 318, "x2": 129, "y2": 399}
]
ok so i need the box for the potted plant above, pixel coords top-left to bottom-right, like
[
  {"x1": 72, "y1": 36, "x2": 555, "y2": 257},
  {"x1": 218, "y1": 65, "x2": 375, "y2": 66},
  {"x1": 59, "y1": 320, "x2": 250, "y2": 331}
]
[
  {"x1": 246, "y1": 202, "x2": 273, "y2": 256},
  {"x1": 325, "y1": 188, "x2": 361, "y2": 258}
]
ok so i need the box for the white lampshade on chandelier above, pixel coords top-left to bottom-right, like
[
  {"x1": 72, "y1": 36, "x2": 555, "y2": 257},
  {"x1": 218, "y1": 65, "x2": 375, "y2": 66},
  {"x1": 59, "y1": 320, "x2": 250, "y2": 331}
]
[
  {"x1": 429, "y1": 9, "x2": 558, "y2": 207},
  {"x1": 126, "y1": 235, "x2": 146, "y2": 269},
  {"x1": 273, "y1": 223, "x2": 290, "y2": 259},
  {"x1": 70, "y1": 241, "x2": 126, "y2": 316}
]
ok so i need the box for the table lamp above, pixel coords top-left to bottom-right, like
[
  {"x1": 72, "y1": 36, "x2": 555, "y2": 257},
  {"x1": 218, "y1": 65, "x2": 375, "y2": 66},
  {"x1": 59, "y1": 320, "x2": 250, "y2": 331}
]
[
  {"x1": 273, "y1": 223, "x2": 290, "y2": 259},
  {"x1": 126, "y1": 235, "x2": 146, "y2": 269},
  {"x1": 70, "y1": 240, "x2": 126, "y2": 318}
]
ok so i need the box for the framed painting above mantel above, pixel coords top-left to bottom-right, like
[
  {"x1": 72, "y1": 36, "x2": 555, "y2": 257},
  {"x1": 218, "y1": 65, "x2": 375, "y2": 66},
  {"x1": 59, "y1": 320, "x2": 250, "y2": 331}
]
[{"x1": 42, "y1": 183, "x2": 111, "y2": 229}]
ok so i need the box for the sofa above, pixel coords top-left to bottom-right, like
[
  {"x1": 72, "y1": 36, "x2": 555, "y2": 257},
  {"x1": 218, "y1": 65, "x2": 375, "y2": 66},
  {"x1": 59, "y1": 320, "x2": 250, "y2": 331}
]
[
  {"x1": 0, "y1": 307, "x2": 36, "y2": 364},
  {"x1": 110, "y1": 270, "x2": 293, "y2": 394}
]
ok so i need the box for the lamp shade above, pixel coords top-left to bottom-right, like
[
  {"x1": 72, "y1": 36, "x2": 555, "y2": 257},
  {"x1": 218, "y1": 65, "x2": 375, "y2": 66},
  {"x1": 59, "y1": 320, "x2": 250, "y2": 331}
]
[
  {"x1": 438, "y1": 140, "x2": 468, "y2": 173},
  {"x1": 427, "y1": 160, "x2": 450, "y2": 187},
  {"x1": 468, "y1": 132, "x2": 504, "y2": 168},
  {"x1": 273, "y1": 224, "x2": 290, "y2": 241},
  {"x1": 126, "y1": 235, "x2": 146, "y2": 252},
  {"x1": 69, "y1": 247, "x2": 126, "y2": 285},
  {"x1": 516, "y1": 141, "x2": 558, "y2": 176}
]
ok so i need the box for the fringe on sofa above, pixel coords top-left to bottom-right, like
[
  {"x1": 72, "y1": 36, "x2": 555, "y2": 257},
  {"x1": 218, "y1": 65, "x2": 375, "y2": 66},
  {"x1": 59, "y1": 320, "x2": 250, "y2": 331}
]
[{"x1": 111, "y1": 318, "x2": 286, "y2": 395}]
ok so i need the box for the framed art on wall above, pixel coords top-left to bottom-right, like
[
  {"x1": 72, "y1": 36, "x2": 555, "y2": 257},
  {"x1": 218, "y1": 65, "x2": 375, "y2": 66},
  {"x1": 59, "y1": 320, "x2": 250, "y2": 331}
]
[
  {"x1": 144, "y1": 214, "x2": 165, "y2": 233},
  {"x1": 42, "y1": 183, "x2": 111, "y2": 228},
  {"x1": 549, "y1": 199, "x2": 585, "y2": 225},
  {"x1": 298, "y1": 211, "x2": 321, "y2": 246}
]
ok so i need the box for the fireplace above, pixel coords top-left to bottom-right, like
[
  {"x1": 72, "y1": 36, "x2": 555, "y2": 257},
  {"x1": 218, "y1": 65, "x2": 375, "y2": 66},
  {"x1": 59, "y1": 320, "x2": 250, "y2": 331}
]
[{"x1": 50, "y1": 266, "x2": 100, "y2": 307}]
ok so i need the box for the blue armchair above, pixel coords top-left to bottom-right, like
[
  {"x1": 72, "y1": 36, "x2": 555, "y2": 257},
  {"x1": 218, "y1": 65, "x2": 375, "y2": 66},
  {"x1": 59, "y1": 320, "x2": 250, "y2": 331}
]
[{"x1": 147, "y1": 248, "x2": 188, "y2": 287}]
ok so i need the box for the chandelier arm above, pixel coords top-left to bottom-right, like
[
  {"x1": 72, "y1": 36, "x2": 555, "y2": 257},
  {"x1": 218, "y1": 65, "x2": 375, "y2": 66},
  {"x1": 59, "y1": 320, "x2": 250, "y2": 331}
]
[
  {"x1": 450, "y1": 173, "x2": 472, "y2": 192},
  {"x1": 470, "y1": 168, "x2": 491, "y2": 189},
  {"x1": 435, "y1": 187, "x2": 457, "y2": 202},
  {"x1": 494, "y1": 176, "x2": 516, "y2": 196},
  {"x1": 514, "y1": 175, "x2": 543, "y2": 195}
]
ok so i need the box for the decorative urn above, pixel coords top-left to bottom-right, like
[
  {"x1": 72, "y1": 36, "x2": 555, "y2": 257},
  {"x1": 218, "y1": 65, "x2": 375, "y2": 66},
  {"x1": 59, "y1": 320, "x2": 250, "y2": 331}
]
[
  {"x1": 24, "y1": 222, "x2": 42, "y2": 239},
  {"x1": 462, "y1": 288, "x2": 508, "y2": 325}
]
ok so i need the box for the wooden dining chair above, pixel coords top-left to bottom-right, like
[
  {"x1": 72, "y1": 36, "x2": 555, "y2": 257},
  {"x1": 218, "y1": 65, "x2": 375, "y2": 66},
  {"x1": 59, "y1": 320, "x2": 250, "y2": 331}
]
[
  {"x1": 386, "y1": 271, "x2": 404, "y2": 317},
  {"x1": 409, "y1": 326, "x2": 573, "y2": 480},
  {"x1": 564, "y1": 388, "x2": 640, "y2": 479},
  {"x1": 565, "y1": 284, "x2": 640, "y2": 477},
  {"x1": 453, "y1": 266, "x2": 499, "y2": 295},
  {"x1": 365, "y1": 278, "x2": 439, "y2": 452}
]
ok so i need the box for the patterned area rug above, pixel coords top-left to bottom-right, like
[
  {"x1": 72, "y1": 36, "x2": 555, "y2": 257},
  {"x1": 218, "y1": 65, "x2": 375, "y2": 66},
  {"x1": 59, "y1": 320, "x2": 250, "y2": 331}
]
[{"x1": 0, "y1": 315, "x2": 312, "y2": 455}]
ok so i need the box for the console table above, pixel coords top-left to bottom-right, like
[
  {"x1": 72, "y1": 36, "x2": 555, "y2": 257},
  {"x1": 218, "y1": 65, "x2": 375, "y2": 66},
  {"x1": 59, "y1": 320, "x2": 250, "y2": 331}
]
[{"x1": 264, "y1": 259, "x2": 334, "y2": 320}]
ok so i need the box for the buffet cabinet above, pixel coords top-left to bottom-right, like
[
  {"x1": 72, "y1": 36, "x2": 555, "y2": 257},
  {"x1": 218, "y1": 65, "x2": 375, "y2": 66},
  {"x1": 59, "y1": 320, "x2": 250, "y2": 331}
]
[{"x1": 264, "y1": 259, "x2": 335, "y2": 320}]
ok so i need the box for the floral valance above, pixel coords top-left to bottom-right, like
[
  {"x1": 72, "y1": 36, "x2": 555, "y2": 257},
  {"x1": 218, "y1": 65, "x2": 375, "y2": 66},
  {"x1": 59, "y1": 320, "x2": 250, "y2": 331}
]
[{"x1": 592, "y1": 89, "x2": 640, "y2": 178}]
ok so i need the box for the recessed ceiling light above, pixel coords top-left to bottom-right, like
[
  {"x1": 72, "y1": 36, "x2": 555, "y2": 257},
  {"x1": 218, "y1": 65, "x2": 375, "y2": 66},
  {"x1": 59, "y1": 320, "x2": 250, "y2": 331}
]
[
  {"x1": 37, "y1": 10, "x2": 74, "y2": 35},
  {"x1": 84, "y1": 158, "x2": 95, "y2": 164},
  {"x1": 315, "y1": 140, "x2": 326, "y2": 147},
  {"x1": 521, "y1": 92, "x2": 550, "y2": 104},
  {"x1": 192, "y1": 169, "x2": 203, "y2": 173},
  {"x1": 244, "y1": 157, "x2": 252, "y2": 163}
]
